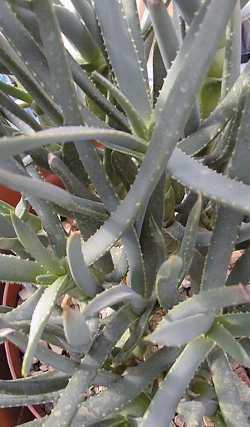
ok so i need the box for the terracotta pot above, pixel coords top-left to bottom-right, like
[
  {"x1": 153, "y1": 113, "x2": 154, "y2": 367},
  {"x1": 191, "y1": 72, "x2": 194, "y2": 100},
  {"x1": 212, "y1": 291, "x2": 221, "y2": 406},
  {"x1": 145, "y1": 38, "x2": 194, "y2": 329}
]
[
  {"x1": 3, "y1": 283, "x2": 45, "y2": 422},
  {"x1": 0, "y1": 285, "x2": 36, "y2": 426},
  {"x1": 0, "y1": 186, "x2": 21, "y2": 207},
  {"x1": 39, "y1": 169, "x2": 64, "y2": 189}
]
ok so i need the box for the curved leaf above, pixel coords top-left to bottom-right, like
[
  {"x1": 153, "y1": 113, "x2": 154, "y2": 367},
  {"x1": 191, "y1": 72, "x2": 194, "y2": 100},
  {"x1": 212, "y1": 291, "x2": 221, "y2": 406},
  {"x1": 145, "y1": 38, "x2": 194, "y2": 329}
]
[
  {"x1": 141, "y1": 337, "x2": 214, "y2": 427},
  {"x1": 22, "y1": 275, "x2": 68, "y2": 377},
  {"x1": 71, "y1": 348, "x2": 180, "y2": 426},
  {"x1": 219, "y1": 312, "x2": 250, "y2": 338},
  {"x1": 0, "y1": 167, "x2": 107, "y2": 219},
  {"x1": 82, "y1": 284, "x2": 146, "y2": 318},
  {"x1": 2, "y1": 287, "x2": 44, "y2": 323},
  {"x1": 79, "y1": 0, "x2": 237, "y2": 267},
  {"x1": 0, "y1": 254, "x2": 45, "y2": 284},
  {"x1": 11, "y1": 214, "x2": 64, "y2": 275},
  {"x1": 43, "y1": 305, "x2": 137, "y2": 427},
  {"x1": 0, "y1": 33, "x2": 62, "y2": 124},
  {"x1": 209, "y1": 349, "x2": 249, "y2": 427},
  {"x1": 70, "y1": 0, "x2": 101, "y2": 46},
  {"x1": 0, "y1": 372, "x2": 68, "y2": 395},
  {"x1": 0, "y1": 80, "x2": 32, "y2": 103},
  {"x1": 93, "y1": 0, "x2": 151, "y2": 120},
  {"x1": 67, "y1": 232, "x2": 98, "y2": 297},
  {"x1": 156, "y1": 255, "x2": 183, "y2": 310},
  {"x1": 0, "y1": 89, "x2": 40, "y2": 131},
  {"x1": 177, "y1": 193, "x2": 202, "y2": 286},
  {"x1": 0, "y1": 391, "x2": 60, "y2": 408},
  {"x1": 2, "y1": 328, "x2": 77, "y2": 375},
  {"x1": 147, "y1": 0, "x2": 179, "y2": 69},
  {"x1": 0, "y1": 126, "x2": 146, "y2": 160},
  {"x1": 207, "y1": 321, "x2": 250, "y2": 367},
  {"x1": 92, "y1": 71, "x2": 149, "y2": 139},
  {"x1": 167, "y1": 148, "x2": 250, "y2": 217},
  {"x1": 221, "y1": 1, "x2": 241, "y2": 98},
  {"x1": 147, "y1": 312, "x2": 214, "y2": 347},
  {"x1": 55, "y1": 5, "x2": 104, "y2": 66},
  {"x1": 165, "y1": 284, "x2": 250, "y2": 322},
  {"x1": 63, "y1": 307, "x2": 91, "y2": 352}
]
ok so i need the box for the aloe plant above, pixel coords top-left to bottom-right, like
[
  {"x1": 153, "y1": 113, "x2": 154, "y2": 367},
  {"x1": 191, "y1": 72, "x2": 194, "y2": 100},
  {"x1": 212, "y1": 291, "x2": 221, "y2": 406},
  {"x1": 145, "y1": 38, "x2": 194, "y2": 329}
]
[{"x1": 0, "y1": 0, "x2": 250, "y2": 426}]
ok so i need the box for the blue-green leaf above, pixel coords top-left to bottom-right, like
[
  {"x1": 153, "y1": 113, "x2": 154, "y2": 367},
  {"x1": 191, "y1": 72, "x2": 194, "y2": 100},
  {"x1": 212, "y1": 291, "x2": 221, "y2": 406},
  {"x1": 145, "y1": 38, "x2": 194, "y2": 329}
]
[
  {"x1": 207, "y1": 321, "x2": 250, "y2": 367},
  {"x1": 82, "y1": 284, "x2": 146, "y2": 318},
  {"x1": 67, "y1": 232, "x2": 98, "y2": 298},
  {"x1": 209, "y1": 348, "x2": 249, "y2": 427},
  {"x1": 11, "y1": 214, "x2": 64, "y2": 275},
  {"x1": 156, "y1": 255, "x2": 183, "y2": 310},
  {"x1": 93, "y1": 0, "x2": 151, "y2": 120},
  {"x1": 63, "y1": 307, "x2": 91, "y2": 352},
  {"x1": 147, "y1": 312, "x2": 214, "y2": 347},
  {"x1": 141, "y1": 337, "x2": 214, "y2": 427},
  {"x1": 22, "y1": 275, "x2": 68, "y2": 377},
  {"x1": 0, "y1": 254, "x2": 45, "y2": 284}
]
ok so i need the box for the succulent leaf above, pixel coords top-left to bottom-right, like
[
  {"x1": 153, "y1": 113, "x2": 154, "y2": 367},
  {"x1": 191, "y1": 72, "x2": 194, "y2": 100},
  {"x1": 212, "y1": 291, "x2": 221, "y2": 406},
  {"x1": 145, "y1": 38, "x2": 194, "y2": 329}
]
[
  {"x1": 22, "y1": 275, "x2": 68, "y2": 377},
  {"x1": 207, "y1": 321, "x2": 250, "y2": 367},
  {"x1": 11, "y1": 213, "x2": 64, "y2": 275},
  {"x1": 208, "y1": 348, "x2": 249, "y2": 427},
  {"x1": 67, "y1": 232, "x2": 98, "y2": 297},
  {"x1": 141, "y1": 337, "x2": 214, "y2": 427}
]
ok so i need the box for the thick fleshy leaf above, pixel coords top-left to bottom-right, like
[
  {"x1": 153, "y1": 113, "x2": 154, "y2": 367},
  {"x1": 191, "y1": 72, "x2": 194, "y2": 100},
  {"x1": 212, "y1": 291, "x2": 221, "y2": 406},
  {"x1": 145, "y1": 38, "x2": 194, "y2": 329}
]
[
  {"x1": 67, "y1": 232, "x2": 98, "y2": 297},
  {"x1": 43, "y1": 305, "x2": 137, "y2": 427},
  {"x1": 167, "y1": 148, "x2": 250, "y2": 217},
  {"x1": 0, "y1": 254, "x2": 45, "y2": 284},
  {"x1": 2, "y1": 287, "x2": 44, "y2": 323},
  {"x1": 92, "y1": 71, "x2": 149, "y2": 139},
  {"x1": 70, "y1": 348, "x2": 180, "y2": 426},
  {"x1": 0, "y1": 89, "x2": 40, "y2": 131},
  {"x1": 82, "y1": 284, "x2": 146, "y2": 318},
  {"x1": 0, "y1": 391, "x2": 60, "y2": 408},
  {"x1": 156, "y1": 255, "x2": 183, "y2": 310},
  {"x1": 0, "y1": 33, "x2": 62, "y2": 124},
  {"x1": 0, "y1": 127, "x2": 146, "y2": 160},
  {"x1": 147, "y1": 312, "x2": 214, "y2": 347},
  {"x1": 93, "y1": 0, "x2": 151, "y2": 121},
  {"x1": 221, "y1": 1, "x2": 241, "y2": 98},
  {"x1": 22, "y1": 275, "x2": 68, "y2": 377},
  {"x1": 114, "y1": 301, "x2": 154, "y2": 365},
  {"x1": 149, "y1": 1, "x2": 179, "y2": 69},
  {"x1": 121, "y1": 0, "x2": 149, "y2": 85},
  {"x1": 78, "y1": 0, "x2": 237, "y2": 268},
  {"x1": 165, "y1": 284, "x2": 250, "y2": 322},
  {"x1": 63, "y1": 307, "x2": 91, "y2": 352},
  {"x1": 0, "y1": 167, "x2": 107, "y2": 219},
  {"x1": 141, "y1": 337, "x2": 214, "y2": 427},
  {"x1": 177, "y1": 193, "x2": 202, "y2": 286},
  {"x1": 0, "y1": 372, "x2": 68, "y2": 395},
  {"x1": 0, "y1": 80, "x2": 32, "y2": 103},
  {"x1": 174, "y1": 0, "x2": 201, "y2": 24},
  {"x1": 218, "y1": 313, "x2": 250, "y2": 338},
  {"x1": 209, "y1": 349, "x2": 249, "y2": 427},
  {"x1": 2, "y1": 328, "x2": 77, "y2": 375},
  {"x1": 11, "y1": 214, "x2": 64, "y2": 275},
  {"x1": 207, "y1": 321, "x2": 250, "y2": 367},
  {"x1": 177, "y1": 399, "x2": 217, "y2": 427}
]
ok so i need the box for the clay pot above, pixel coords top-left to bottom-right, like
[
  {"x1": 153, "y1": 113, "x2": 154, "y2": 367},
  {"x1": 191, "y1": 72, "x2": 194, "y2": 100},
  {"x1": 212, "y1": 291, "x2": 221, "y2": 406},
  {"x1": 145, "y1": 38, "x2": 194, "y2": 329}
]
[
  {"x1": 0, "y1": 170, "x2": 63, "y2": 423},
  {"x1": 3, "y1": 283, "x2": 45, "y2": 422},
  {"x1": 0, "y1": 186, "x2": 20, "y2": 207},
  {"x1": 0, "y1": 285, "x2": 36, "y2": 426}
]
